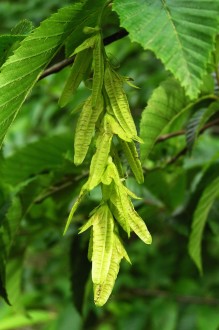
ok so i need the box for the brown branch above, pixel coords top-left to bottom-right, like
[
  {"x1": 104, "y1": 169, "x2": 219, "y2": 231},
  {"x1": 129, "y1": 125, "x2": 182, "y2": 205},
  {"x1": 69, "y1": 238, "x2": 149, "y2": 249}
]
[
  {"x1": 39, "y1": 29, "x2": 128, "y2": 80},
  {"x1": 39, "y1": 58, "x2": 74, "y2": 80},
  {"x1": 156, "y1": 130, "x2": 185, "y2": 143},
  {"x1": 144, "y1": 118, "x2": 219, "y2": 170},
  {"x1": 156, "y1": 118, "x2": 219, "y2": 144},
  {"x1": 117, "y1": 288, "x2": 219, "y2": 306}
]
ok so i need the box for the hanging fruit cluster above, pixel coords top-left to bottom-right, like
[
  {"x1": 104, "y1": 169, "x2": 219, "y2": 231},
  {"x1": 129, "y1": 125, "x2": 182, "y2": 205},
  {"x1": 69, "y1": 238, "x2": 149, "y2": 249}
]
[{"x1": 60, "y1": 27, "x2": 152, "y2": 306}]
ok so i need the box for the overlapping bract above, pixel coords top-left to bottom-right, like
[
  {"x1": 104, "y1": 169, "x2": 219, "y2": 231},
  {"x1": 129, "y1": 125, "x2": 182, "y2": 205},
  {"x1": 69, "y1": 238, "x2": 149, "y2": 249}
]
[{"x1": 62, "y1": 29, "x2": 151, "y2": 305}]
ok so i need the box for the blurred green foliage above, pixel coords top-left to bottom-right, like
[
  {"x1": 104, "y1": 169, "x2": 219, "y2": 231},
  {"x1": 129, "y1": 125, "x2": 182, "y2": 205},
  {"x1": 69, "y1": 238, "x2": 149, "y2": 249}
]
[{"x1": 0, "y1": 1, "x2": 219, "y2": 330}]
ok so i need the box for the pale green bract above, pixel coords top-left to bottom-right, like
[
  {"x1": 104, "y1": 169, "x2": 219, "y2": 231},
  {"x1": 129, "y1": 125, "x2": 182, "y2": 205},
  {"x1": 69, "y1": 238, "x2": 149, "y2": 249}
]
[
  {"x1": 74, "y1": 95, "x2": 104, "y2": 165},
  {"x1": 78, "y1": 204, "x2": 131, "y2": 306},
  {"x1": 88, "y1": 130, "x2": 113, "y2": 190},
  {"x1": 120, "y1": 140, "x2": 144, "y2": 184},
  {"x1": 59, "y1": 48, "x2": 92, "y2": 108},
  {"x1": 94, "y1": 231, "x2": 130, "y2": 306},
  {"x1": 92, "y1": 204, "x2": 114, "y2": 284},
  {"x1": 92, "y1": 34, "x2": 105, "y2": 107},
  {"x1": 104, "y1": 65, "x2": 139, "y2": 140}
]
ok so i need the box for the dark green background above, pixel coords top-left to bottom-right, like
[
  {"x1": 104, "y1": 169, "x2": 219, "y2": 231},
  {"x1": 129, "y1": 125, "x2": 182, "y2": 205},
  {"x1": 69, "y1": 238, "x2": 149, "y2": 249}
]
[{"x1": 0, "y1": 1, "x2": 219, "y2": 329}]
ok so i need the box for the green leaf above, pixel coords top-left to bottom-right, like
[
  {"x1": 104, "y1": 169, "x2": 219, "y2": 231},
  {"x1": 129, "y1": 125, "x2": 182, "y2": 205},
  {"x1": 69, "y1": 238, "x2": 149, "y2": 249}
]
[
  {"x1": 10, "y1": 19, "x2": 33, "y2": 36},
  {"x1": 113, "y1": 0, "x2": 219, "y2": 98},
  {"x1": 64, "y1": 0, "x2": 108, "y2": 57},
  {"x1": 188, "y1": 176, "x2": 219, "y2": 273},
  {"x1": 0, "y1": 310, "x2": 56, "y2": 330},
  {"x1": 0, "y1": 2, "x2": 86, "y2": 147},
  {"x1": 0, "y1": 20, "x2": 33, "y2": 67},
  {"x1": 0, "y1": 197, "x2": 21, "y2": 305},
  {"x1": 70, "y1": 235, "x2": 91, "y2": 314},
  {"x1": 0, "y1": 176, "x2": 52, "y2": 304},
  {"x1": 0, "y1": 36, "x2": 24, "y2": 67},
  {"x1": 140, "y1": 78, "x2": 188, "y2": 162},
  {"x1": 0, "y1": 134, "x2": 72, "y2": 185}
]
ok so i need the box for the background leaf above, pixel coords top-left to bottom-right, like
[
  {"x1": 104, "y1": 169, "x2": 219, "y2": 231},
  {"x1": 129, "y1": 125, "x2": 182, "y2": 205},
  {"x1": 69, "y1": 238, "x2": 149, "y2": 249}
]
[
  {"x1": 140, "y1": 78, "x2": 188, "y2": 162},
  {"x1": 0, "y1": 134, "x2": 72, "y2": 185},
  {"x1": 0, "y1": 310, "x2": 56, "y2": 330},
  {"x1": 188, "y1": 176, "x2": 219, "y2": 273},
  {"x1": 0, "y1": 2, "x2": 84, "y2": 147},
  {"x1": 113, "y1": 0, "x2": 219, "y2": 98}
]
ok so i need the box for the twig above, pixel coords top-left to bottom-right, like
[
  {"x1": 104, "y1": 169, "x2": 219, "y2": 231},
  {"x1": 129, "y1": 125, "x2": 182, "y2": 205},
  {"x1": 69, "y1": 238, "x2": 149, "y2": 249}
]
[
  {"x1": 144, "y1": 118, "x2": 219, "y2": 170},
  {"x1": 117, "y1": 288, "x2": 219, "y2": 306},
  {"x1": 39, "y1": 29, "x2": 128, "y2": 80},
  {"x1": 39, "y1": 58, "x2": 74, "y2": 80},
  {"x1": 156, "y1": 117, "x2": 219, "y2": 144}
]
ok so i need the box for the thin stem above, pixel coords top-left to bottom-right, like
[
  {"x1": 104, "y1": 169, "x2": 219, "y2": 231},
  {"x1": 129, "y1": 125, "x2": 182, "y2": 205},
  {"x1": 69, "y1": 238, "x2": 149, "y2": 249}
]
[
  {"x1": 117, "y1": 288, "x2": 219, "y2": 306},
  {"x1": 39, "y1": 29, "x2": 128, "y2": 80},
  {"x1": 156, "y1": 117, "x2": 219, "y2": 144}
]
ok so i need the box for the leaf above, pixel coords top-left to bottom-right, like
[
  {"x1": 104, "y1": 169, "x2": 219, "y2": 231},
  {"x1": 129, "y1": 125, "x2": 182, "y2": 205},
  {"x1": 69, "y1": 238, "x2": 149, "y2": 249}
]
[
  {"x1": 0, "y1": 2, "x2": 88, "y2": 147},
  {"x1": 0, "y1": 20, "x2": 33, "y2": 67},
  {"x1": 0, "y1": 310, "x2": 56, "y2": 330},
  {"x1": 0, "y1": 36, "x2": 24, "y2": 67},
  {"x1": 64, "y1": 0, "x2": 108, "y2": 57},
  {"x1": 70, "y1": 235, "x2": 91, "y2": 314},
  {"x1": 0, "y1": 197, "x2": 21, "y2": 305},
  {"x1": 0, "y1": 134, "x2": 72, "y2": 185},
  {"x1": 186, "y1": 101, "x2": 219, "y2": 152},
  {"x1": 140, "y1": 78, "x2": 188, "y2": 162},
  {"x1": 0, "y1": 176, "x2": 47, "y2": 304},
  {"x1": 113, "y1": 0, "x2": 219, "y2": 99},
  {"x1": 11, "y1": 19, "x2": 33, "y2": 35},
  {"x1": 188, "y1": 176, "x2": 219, "y2": 273}
]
